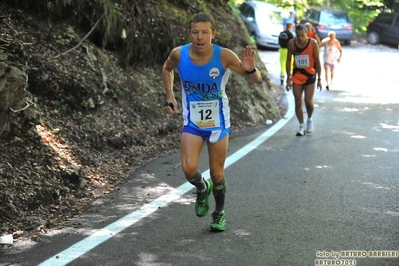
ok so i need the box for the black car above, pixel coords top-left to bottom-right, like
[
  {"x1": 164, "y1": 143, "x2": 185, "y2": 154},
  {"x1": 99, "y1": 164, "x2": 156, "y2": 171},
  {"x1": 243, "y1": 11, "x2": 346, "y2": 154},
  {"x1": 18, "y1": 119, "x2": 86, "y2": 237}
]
[
  {"x1": 301, "y1": 7, "x2": 353, "y2": 45},
  {"x1": 367, "y1": 12, "x2": 399, "y2": 46}
]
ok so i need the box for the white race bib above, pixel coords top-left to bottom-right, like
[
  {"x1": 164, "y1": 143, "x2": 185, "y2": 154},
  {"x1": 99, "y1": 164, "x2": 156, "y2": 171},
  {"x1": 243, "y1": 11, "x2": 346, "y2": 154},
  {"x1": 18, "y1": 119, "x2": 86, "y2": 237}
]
[
  {"x1": 295, "y1": 54, "x2": 310, "y2": 68},
  {"x1": 190, "y1": 100, "x2": 220, "y2": 128}
]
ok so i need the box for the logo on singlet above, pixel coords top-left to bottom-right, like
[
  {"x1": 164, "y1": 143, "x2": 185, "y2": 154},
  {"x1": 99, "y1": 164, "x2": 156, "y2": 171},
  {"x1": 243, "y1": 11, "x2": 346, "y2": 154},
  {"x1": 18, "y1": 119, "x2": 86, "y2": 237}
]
[
  {"x1": 182, "y1": 81, "x2": 224, "y2": 100},
  {"x1": 209, "y1": 67, "x2": 220, "y2": 79}
]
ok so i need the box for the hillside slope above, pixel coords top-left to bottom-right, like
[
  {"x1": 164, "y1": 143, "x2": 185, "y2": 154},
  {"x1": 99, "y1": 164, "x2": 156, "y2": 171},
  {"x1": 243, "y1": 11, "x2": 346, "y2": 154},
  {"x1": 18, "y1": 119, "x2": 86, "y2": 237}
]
[{"x1": 0, "y1": 0, "x2": 285, "y2": 240}]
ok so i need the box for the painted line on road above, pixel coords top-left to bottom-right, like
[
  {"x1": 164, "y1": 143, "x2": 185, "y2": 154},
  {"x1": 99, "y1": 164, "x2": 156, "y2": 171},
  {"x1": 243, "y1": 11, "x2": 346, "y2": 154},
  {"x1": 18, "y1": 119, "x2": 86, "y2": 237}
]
[{"x1": 39, "y1": 92, "x2": 294, "y2": 266}]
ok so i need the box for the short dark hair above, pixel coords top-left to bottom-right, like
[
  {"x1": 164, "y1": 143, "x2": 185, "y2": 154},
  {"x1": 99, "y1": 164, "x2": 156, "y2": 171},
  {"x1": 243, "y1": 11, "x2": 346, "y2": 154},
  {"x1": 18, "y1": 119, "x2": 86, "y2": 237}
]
[
  {"x1": 286, "y1": 22, "x2": 294, "y2": 29},
  {"x1": 189, "y1": 12, "x2": 216, "y2": 31},
  {"x1": 295, "y1": 24, "x2": 307, "y2": 33}
]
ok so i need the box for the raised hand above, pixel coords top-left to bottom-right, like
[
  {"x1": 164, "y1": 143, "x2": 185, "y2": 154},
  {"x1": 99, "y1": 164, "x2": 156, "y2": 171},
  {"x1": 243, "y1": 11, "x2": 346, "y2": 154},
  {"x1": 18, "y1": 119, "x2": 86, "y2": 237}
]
[{"x1": 241, "y1": 45, "x2": 256, "y2": 72}]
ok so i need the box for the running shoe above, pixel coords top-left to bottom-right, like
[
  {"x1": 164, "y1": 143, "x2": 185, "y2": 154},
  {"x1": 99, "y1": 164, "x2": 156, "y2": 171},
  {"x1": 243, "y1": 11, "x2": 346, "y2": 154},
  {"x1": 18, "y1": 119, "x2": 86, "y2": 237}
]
[
  {"x1": 210, "y1": 211, "x2": 226, "y2": 232},
  {"x1": 296, "y1": 125, "x2": 305, "y2": 136},
  {"x1": 194, "y1": 179, "x2": 213, "y2": 217},
  {"x1": 306, "y1": 120, "x2": 314, "y2": 134}
]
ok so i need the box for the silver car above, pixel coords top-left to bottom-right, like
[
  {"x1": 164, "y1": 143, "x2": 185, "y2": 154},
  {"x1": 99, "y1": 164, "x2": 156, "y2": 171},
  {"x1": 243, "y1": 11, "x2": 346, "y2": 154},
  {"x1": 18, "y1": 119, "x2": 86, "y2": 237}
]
[
  {"x1": 238, "y1": 1, "x2": 285, "y2": 49},
  {"x1": 302, "y1": 7, "x2": 353, "y2": 45}
]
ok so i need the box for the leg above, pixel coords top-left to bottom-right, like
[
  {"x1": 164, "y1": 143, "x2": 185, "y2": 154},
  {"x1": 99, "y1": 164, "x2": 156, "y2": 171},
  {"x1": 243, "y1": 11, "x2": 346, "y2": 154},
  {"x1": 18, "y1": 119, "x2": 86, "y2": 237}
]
[
  {"x1": 181, "y1": 132, "x2": 213, "y2": 218},
  {"x1": 330, "y1": 65, "x2": 335, "y2": 85},
  {"x1": 304, "y1": 82, "x2": 316, "y2": 119},
  {"x1": 207, "y1": 134, "x2": 229, "y2": 184},
  {"x1": 207, "y1": 135, "x2": 229, "y2": 232},
  {"x1": 279, "y1": 48, "x2": 287, "y2": 85},
  {"x1": 324, "y1": 63, "x2": 330, "y2": 84},
  {"x1": 207, "y1": 135, "x2": 228, "y2": 211},
  {"x1": 293, "y1": 83, "x2": 306, "y2": 136},
  {"x1": 180, "y1": 132, "x2": 204, "y2": 179},
  {"x1": 292, "y1": 83, "x2": 305, "y2": 124},
  {"x1": 304, "y1": 82, "x2": 316, "y2": 133}
]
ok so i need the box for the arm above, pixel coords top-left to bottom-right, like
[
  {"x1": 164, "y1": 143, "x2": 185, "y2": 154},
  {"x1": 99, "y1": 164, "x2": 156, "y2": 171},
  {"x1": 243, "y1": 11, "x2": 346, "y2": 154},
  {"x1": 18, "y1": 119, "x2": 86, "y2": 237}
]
[
  {"x1": 222, "y1": 46, "x2": 262, "y2": 83},
  {"x1": 312, "y1": 39, "x2": 322, "y2": 90},
  {"x1": 285, "y1": 39, "x2": 294, "y2": 91},
  {"x1": 162, "y1": 47, "x2": 180, "y2": 114},
  {"x1": 336, "y1": 40, "x2": 343, "y2": 62},
  {"x1": 315, "y1": 33, "x2": 321, "y2": 44},
  {"x1": 319, "y1": 37, "x2": 330, "y2": 47}
]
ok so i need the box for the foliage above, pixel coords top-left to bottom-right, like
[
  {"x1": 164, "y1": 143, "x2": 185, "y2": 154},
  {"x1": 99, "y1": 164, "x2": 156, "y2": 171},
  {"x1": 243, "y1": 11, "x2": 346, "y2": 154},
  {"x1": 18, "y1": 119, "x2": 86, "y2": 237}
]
[
  {"x1": 1, "y1": 0, "x2": 283, "y2": 236},
  {"x1": 3, "y1": 0, "x2": 191, "y2": 67}
]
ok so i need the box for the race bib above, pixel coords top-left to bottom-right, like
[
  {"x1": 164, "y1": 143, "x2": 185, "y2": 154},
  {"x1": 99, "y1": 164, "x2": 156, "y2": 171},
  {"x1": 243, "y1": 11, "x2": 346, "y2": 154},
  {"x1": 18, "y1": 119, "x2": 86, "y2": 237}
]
[
  {"x1": 295, "y1": 54, "x2": 310, "y2": 68},
  {"x1": 190, "y1": 100, "x2": 220, "y2": 128}
]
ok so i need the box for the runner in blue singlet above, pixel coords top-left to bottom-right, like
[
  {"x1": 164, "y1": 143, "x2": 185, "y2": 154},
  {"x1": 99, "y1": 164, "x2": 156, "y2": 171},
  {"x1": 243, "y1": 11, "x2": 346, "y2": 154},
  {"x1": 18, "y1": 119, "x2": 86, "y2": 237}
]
[{"x1": 162, "y1": 12, "x2": 262, "y2": 232}]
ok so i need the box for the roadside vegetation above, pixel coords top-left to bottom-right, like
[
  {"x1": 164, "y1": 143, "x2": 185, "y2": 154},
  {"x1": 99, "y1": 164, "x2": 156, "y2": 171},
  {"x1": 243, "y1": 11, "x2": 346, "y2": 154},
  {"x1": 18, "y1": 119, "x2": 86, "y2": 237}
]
[{"x1": 0, "y1": 0, "x2": 283, "y2": 238}]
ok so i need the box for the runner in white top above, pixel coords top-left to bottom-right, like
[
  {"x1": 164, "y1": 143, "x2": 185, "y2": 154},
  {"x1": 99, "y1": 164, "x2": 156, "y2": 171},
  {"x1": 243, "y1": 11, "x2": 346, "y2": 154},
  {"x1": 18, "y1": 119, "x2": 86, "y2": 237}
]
[{"x1": 320, "y1": 31, "x2": 343, "y2": 90}]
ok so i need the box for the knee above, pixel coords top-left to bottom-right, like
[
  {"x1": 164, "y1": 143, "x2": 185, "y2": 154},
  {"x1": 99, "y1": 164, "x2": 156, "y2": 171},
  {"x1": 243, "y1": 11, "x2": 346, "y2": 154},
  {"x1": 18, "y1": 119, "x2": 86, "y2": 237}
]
[
  {"x1": 210, "y1": 170, "x2": 224, "y2": 183},
  {"x1": 181, "y1": 162, "x2": 198, "y2": 178},
  {"x1": 305, "y1": 98, "x2": 313, "y2": 106}
]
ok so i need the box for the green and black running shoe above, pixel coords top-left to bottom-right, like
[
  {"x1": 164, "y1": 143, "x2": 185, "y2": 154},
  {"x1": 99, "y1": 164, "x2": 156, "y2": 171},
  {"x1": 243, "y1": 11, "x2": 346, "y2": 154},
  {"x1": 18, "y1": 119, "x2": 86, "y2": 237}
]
[
  {"x1": 194, "y1": 179, "x2": 213, "y2": 217},
  {"x1": 210, "y1": 211, "x2": 226, "y2": 232}
]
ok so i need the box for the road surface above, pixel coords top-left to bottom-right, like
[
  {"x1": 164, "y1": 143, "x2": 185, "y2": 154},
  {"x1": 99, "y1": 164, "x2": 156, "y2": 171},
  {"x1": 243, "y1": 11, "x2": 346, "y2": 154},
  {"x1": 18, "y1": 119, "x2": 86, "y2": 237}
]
[{"x1": 1, "y1": 43, "x2": 398, "y2": 266}]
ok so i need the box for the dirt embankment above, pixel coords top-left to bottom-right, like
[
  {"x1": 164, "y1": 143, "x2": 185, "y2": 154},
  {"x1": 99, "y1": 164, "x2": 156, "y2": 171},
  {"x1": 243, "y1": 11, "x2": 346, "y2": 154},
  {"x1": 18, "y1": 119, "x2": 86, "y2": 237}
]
[{"x1": 0, "y1": 1, "x2": 284, "y2": 244}]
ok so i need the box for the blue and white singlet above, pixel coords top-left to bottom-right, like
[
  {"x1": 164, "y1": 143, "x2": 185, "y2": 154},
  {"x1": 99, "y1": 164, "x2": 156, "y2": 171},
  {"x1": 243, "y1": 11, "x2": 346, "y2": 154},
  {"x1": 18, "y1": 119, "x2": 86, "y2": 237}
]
[{"x1": 177, "y1": 43, "x2": 231, "y2": 142}]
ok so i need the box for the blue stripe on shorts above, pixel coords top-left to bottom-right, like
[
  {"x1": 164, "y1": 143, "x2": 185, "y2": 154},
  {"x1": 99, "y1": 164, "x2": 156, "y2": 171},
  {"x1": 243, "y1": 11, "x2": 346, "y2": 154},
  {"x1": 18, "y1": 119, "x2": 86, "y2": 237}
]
[{"x1": 182, "y1": 125, "x2": 231, "y2": 143}]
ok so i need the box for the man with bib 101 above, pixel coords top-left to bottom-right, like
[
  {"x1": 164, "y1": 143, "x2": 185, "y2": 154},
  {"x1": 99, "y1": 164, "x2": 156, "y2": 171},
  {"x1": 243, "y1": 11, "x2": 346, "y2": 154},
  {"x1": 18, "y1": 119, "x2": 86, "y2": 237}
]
[
  {"x1": 162, "y1": 12, "x2": 262, "y2": 232},
  {"x1": 286, "y1": 24, "x2": 322, "y2": 136}
]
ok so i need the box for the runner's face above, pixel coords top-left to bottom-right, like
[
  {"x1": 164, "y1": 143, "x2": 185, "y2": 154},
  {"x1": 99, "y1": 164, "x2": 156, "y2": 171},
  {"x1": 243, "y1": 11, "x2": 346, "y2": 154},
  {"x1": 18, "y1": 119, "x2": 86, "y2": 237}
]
[
  {"x1": 295, "y1": 30, "x2": 308, "y2": 44},
  {"x1": 189, "y1": 22, "x2": 216, "y2": 53}
]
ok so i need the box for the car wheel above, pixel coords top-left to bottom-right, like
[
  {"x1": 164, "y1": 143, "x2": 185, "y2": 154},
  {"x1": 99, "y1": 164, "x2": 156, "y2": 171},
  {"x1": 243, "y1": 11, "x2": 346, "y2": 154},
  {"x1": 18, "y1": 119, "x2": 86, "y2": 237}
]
[
  {"x1": 367, "y1": 31, "x2": 380, "y2": 45},
  {"x1": 344, "y1": 39, "x2": 351, "y2": 45}
]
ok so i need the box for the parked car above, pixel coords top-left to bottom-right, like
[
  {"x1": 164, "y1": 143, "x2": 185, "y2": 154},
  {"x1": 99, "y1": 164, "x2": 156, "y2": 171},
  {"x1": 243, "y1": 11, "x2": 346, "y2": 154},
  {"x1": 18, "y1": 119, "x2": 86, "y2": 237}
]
[
  {"x1": 301, "y1": 7, "x2": 353, "y2": 45},
  {"x1": 367, "y1": 12, "x2": 399, "y2": 46},
  {"x1": 238, "y1": 1, "x2": 284, "y2": 49}
]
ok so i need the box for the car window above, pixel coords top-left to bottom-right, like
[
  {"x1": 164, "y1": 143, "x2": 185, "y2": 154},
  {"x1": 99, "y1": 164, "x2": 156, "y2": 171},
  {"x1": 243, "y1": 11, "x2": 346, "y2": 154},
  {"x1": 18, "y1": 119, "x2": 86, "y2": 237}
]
[
  {"x1": 320, "y1": 12, "x2": 349, "y2": 24},
  {"x1": 375, "y1": 14, "x2": 394, "y2": 26},
  {"x1": 239, "y1": 4, "x2": 255, "y2": 19},
  {"x1": 307, "y1": 10, "x2": 320, "y2": 21},
  {"x1": 266, "y1": 11, "x2": 284, "y2": 24}
]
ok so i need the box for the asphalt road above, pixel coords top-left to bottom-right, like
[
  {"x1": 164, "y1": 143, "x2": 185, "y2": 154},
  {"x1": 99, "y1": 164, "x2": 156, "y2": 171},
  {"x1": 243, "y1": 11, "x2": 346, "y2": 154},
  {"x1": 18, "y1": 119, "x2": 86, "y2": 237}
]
[{"x1": 1, "y1": 44, "x2": 399, "y2": 266}]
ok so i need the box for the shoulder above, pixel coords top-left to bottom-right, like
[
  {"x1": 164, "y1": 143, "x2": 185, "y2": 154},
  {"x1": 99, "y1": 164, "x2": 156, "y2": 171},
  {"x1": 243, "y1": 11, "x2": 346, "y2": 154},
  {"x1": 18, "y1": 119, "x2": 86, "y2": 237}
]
[
  {"x1": 320, "y1": 38, "x2": 329, "y2": 46},
  {"x1": 171, "y1": 45, "x2": 184, "y2": 55},
  {"x1": 310, "y1": 38, "x2": 318, "y2": 45},
  {"x1": 287, "y1": 39, "x2": 295, "y2": 50},
  {"x1": 220, "y1": 47, "x2": 237, "y2": 59},
  {"x1": 309, "y1": 38, "x2": 319, "y2": 48},
  {"x1": 167, "y1": 45, "x2": 184, "y2": 65}
]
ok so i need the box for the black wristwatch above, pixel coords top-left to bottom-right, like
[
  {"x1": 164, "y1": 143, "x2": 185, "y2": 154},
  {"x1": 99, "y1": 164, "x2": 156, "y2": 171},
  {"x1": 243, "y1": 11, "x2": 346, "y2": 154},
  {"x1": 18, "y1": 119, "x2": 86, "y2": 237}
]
[{"x1": 164, "y1": 102, "x2": 174, "y2": 110}]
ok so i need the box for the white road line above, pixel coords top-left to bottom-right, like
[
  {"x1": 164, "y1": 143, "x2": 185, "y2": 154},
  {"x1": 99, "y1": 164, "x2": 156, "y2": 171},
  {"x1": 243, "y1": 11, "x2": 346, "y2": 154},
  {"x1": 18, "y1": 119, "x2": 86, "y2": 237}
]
[{"x1": 39, "y1": 92, "x2": 294, "y2": 266}]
